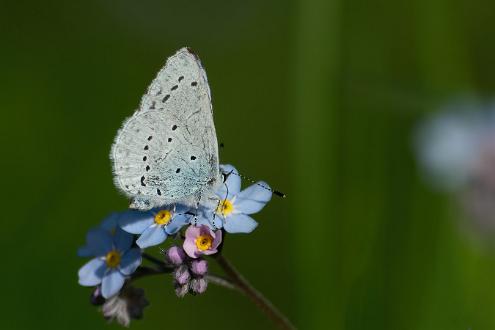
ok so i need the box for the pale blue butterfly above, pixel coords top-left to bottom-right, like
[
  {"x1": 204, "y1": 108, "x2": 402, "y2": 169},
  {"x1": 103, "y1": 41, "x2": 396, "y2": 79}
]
[{"x1": 111, "y1": 48, "x2": 221, "y2": 210}]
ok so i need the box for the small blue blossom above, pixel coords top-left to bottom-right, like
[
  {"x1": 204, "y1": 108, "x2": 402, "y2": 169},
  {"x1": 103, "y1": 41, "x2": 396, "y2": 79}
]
[
  {"x1": 199, "y1": 164, "x2": 272, "y2": 233},
  {"x1": 77, "y1": 213, "x2": 119, "y2": 257},
  {"x1": 119, "y1": 205, "x2": 191, "y2": 248},
  {"x1": 78, "y1": 226, "x2": 141, "y2": 298}
]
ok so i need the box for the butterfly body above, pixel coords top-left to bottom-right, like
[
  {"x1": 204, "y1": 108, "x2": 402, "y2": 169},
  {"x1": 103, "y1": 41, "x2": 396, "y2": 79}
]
[{"x1": 111, "y1": 48, "x2": 221, "y2": 210}]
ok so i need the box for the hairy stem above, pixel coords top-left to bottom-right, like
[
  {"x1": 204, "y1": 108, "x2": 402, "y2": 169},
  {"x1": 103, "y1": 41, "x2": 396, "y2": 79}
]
[
  {"x1": 142, "y1": 252, "x2": 170, "y2": 270},
  {"x1": 215, "y1": 254, "x2": 296, "y2": 330},
  {"x1": 205, "y1": 274, "x2": 237, "y2": 290}
]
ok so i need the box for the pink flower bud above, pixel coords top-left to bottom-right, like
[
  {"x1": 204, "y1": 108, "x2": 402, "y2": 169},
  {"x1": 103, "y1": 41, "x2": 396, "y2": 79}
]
[
  {"x1": 166, "y1": 246, "x2": 186, "y2": 265},
  {"x1": 190, "y1": 278, "x2": 208, "y2": 294},
  {"x1": 175, "y1": 283, "x2": 189, "y2": 298},
  {"x1": 190, "y1": 259, "x2": 208, "y2": 276},
  {"x1": 174, "y1": 265, "x2": 190, "y2": 285}
]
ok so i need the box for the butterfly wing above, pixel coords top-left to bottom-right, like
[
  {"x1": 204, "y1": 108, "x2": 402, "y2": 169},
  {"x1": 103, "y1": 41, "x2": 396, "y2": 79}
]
[{"x1": 111, "y1": 48, "x2": 220, "y2": 210}]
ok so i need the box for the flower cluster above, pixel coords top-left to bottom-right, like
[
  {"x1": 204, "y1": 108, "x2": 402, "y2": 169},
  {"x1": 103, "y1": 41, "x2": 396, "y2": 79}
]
[
  {"x1": 77, "y1": 164, "x2": 272, "y2": 326},
  {"x1": 165, "y1": 245, "x2": 210, "y2": 297}
]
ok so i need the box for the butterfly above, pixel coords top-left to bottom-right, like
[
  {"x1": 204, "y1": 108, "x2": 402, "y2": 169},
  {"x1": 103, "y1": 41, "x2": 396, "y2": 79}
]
[{"x1": 110, "y1": 48, "x2": 221, "y2": 210}]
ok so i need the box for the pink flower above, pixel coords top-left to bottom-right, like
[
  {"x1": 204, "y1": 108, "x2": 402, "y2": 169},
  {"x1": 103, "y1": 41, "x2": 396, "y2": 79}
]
[{"x1": 183, "y1": 225, "x2": 222, "y2": 258}]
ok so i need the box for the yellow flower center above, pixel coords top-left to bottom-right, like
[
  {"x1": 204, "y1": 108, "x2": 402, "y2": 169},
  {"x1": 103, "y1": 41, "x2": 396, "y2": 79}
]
[
  {"x1": 195, "y1": 235, "x2": 214, "y2": 251},
  {"x1": 105, "y1": 250, "x2": 121, "y2": 268},
  {"x1": 154, "y1": 210, "x2": 172, "y2": 225},
  {"x1": 216, "y1": 199, "x2": 234, "y2": 216}
]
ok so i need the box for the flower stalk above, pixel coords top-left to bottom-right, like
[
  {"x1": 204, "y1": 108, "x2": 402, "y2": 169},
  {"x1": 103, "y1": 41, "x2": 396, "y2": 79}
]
[
  {"x1": 137, "y1": 252, "x2": 295, "y2": 329},
  {"x1": 215, "y1": 254, "x2": 296, "y2": 330}
]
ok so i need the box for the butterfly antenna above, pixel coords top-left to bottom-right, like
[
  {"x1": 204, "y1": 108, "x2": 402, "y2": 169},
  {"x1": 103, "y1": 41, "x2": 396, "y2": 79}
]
[
  {"x1": 226, "y1": 170, "x2": 286, "y2": 198},
  {"x1": 210, "y1": 178, "x2": 229, "y2": 230}
]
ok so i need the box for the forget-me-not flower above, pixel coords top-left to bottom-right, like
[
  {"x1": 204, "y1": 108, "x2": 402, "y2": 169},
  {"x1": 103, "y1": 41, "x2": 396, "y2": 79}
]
[
  {"x1": 201, "y1": 164, "x2": 272, "y2": 233},
  {"x1": 78, "y1": 227, "x2": 142, "y2": 298},
  {"x1": 78, "y1": 213, "x2": 120, "y2": 257},
  {"x1": 119, "y1": 205, "x2": 190, "y2": 248},
  {"x1": 183, "y1": 224, "x2": 222, "y2": 258}
]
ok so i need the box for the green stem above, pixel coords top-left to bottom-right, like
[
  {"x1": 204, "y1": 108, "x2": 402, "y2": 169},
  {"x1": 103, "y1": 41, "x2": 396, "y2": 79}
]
[{"x1": 215, "y1": 255, "x2": 296, "y2": 330}]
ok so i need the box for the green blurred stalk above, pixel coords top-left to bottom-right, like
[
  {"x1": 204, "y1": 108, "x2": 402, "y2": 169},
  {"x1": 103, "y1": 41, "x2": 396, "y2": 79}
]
[
  {"x1": 412, "y1": 1, "x2": 482, "y2": 329},
  {"x1": 291, "y1": 0, "x2": 342, "y2": 328}
]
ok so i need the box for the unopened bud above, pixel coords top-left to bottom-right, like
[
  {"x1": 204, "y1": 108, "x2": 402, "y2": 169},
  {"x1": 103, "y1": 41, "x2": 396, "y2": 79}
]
[
  {"x1": 174, "y1": 265, "x2": 190, "y2": 285},
  {"x1": 190, "y1": 278, "x2": 208, "y2": 295},
  {"x1": 166, "y1": 245, "x2": 186, "y2": 265},
  {"x1": 190, "y1": 259, "x2": 208, "y2": 276},
  {"x1": 175, "y1": 283, "x2": 189, "y2": 298}
]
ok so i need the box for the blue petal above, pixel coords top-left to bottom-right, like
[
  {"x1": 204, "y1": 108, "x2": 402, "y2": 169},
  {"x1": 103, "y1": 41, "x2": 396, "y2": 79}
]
[
  {"x1": 165, "y1": 213, "x2": 190, "y2": 235},
  {"x1": 77, "y1": 245, "x2": 93, "y2": 257},
  {"x1": 194, "y1": 209, "x2": 223, "y2": 230},
  {"x1": 86, "y1": 228, "x2": 113, "y2": 256},
  {"x1": 114, "y1": 228, "x2": 134, "y2": 252},
  {"x1": 100, "y1": 212, "x2": 120, "y2": 231},
  {"x1": 224, "y1": 213, "x2": 258, "y2": 233},
  {"x1": 101, "y1": 269, "x2": 125, "y2": 298},
  {"x1": 119, "y1": 210, "x2": 154, "y2": 234},
  {"x1": 234, "y1": 182, "x2": 272, "y2": 214},
  {"x1": 217, "y1": 164, "x2": 241, "y2": 199},
  {"x1": 136, "y1": 225, "x2": 167, "y2": 248},
  {"x1": 78, "y1": 258, "x2": 106, "y2": 286},
  {"x1": 174, "y1": 204, "x2": 191, "y2": 214},
  {"x1": 119, "y1": 248, "x2": 142, "y2": 276}
]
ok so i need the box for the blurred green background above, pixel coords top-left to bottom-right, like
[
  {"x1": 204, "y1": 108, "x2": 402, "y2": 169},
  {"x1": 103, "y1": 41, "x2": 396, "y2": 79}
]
[{"x1": 2, "y1": 0, "x2": 495, "y2": 329}]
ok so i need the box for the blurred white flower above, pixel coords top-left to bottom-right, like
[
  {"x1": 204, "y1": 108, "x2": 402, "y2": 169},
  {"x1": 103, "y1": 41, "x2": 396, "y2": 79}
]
[
  {"x1": 414, "y1": 99, "x2": 491, "y2": 192},
  {"x1": 415, "y1": 98, "x2": 495, "y2": 239}
]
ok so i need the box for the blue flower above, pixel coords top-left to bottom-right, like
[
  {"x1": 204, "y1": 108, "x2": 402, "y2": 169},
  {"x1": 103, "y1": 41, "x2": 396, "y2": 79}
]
[
  {"x1": 200, "y1": 164, "x2": 272, "y2": 233},
  {"x1": 119, "y1": 205, "x2": 191, "y2": 248},
  {"x1": 78, "y1": 226, "x2": 141, "y2": 298},
  {"x1": 77, "y1": 213, "x2": 119, "y2": 257}
]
